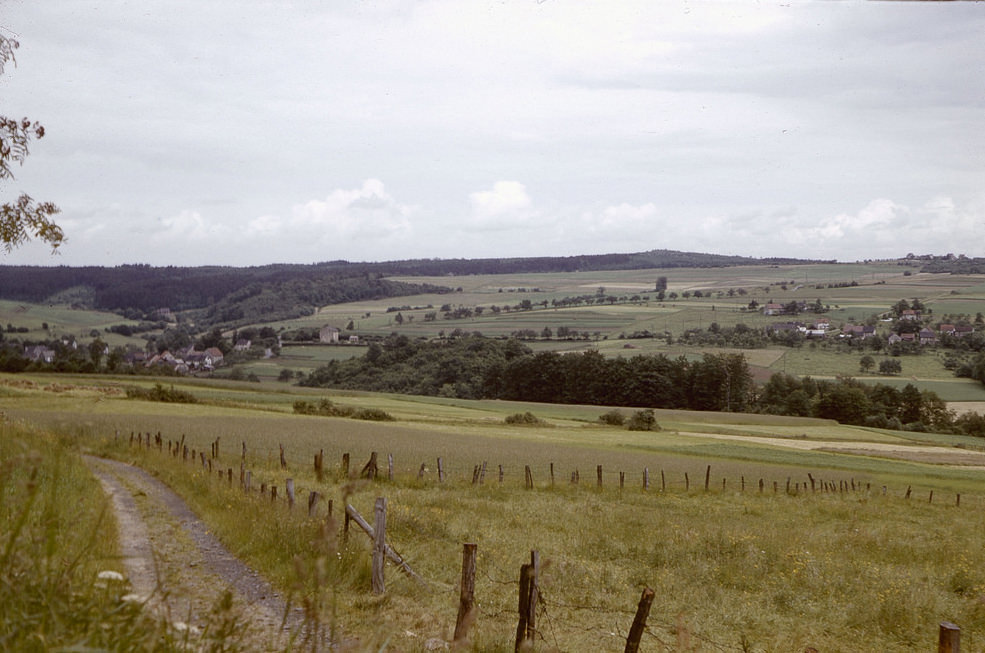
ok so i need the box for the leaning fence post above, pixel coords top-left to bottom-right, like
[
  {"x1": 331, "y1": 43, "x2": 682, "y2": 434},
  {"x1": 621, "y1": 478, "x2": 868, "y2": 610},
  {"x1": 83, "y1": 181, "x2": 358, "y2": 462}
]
[
  {"x1": 372, "y1": 497, "x2": 387, "y2": 595},
  {"x1": 625, "y1": 587, "x2": 655, "y2": 653},
  {"x1": 453, "y1": 543, "x2": 478, "y2": 643},
  {"x1": 279, "y1": 443, "x2": 287, "y2": 470},
  {"x1": 704, "y1": 464, "x2": 710, "y2": 491},
  {"x1": 308, "y1": 491, "x2": 321, "y2": 517},
  {"x1": 438, "y1": 457, "x2": 445, "y2": 483},
  {"x1": 286, "y1": 478, "x2": 295, "y2": 509},
  {"x1": 939, "y1": 621, "x2": 960, "y2": 653},
  {"x1": 388, "y1": 453, "x2": 394, "y2": 481},
  {"x1": 597, "y1": 464, "x2": 603, "y2": 489}
]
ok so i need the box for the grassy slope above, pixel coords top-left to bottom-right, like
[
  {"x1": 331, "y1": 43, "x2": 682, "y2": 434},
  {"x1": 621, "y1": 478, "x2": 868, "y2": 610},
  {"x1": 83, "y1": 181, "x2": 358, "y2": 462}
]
[{"x1": 5, "y1": 373, "x2": 985, "y2": 650}]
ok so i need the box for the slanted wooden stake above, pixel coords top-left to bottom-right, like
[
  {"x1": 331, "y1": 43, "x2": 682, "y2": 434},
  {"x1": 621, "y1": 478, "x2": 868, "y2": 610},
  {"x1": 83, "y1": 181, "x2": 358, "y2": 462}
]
[
  {"x1": 372, "y1": 497, "x2": 386, "y2": 595},
  {"x1": 360, "y1": 451, "x2": 378, "y2": 480},
  {"x1": 643, "y1": 467, "x2": 649, "y2": 491},
  {"x1": 308, "y1": 491, "x2": 321, "y2": 517},
  {"x1": 387, "y1": 453, "x2": 394, "y2": 481},
  {"x1": 704, "y1": 465, "x2": 710, "y2": 491},
  {"x1": 342, "y1": 452, "x2": 350, "y2": 479},
  {"x1": 418, "y1": 462, "x2": 426, "y2": 479},
  {"x1": 438, "y1": 457, "x2": 445, "y2": 483},
  {"x1": 279, "y1": 443, "x2": 287, "y2": 470},
  {"x1": 625, "y1": 587, "x2": 655, "y2": 653},
  {"x1": 597, "y1": 464, "x2": 603, "y2": 489},
  {"x1": 453, "y1": 543, "x2": 478, "y2": 643}
]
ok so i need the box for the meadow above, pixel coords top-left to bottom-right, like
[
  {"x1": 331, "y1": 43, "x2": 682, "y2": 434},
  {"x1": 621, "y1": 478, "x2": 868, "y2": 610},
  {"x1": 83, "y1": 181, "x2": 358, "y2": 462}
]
[{"x1": 5, "y1": 372, "x2": 985, "y2": 651}]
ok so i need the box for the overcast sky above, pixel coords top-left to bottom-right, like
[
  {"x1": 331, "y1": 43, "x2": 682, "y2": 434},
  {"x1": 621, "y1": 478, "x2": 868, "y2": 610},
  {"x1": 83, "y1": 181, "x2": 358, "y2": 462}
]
[{"x1": 2, "y1": 1, "x2": 983, "y2": 267}]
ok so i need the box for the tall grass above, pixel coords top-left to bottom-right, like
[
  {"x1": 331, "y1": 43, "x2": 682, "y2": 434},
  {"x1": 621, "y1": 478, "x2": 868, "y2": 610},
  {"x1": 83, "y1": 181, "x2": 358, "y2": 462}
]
[
  {"x1": 0, "y1": 420, "x2": 249, "y2": 652},
  {"x1": 96, "y1": 429, "x2": 985, "y2": 652}
]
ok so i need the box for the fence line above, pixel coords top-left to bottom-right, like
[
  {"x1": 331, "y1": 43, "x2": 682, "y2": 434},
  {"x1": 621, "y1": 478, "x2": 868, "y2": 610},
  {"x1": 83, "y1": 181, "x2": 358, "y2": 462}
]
[{"x1": 122, "y1": 430, "x2": 972, "y2": 650}]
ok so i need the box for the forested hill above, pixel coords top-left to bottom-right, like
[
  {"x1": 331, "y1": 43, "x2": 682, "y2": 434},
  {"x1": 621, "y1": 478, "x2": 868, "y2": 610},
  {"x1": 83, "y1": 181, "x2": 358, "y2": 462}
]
[
  {"x1": 367, "y1": 249, "x2": 829, "y2": 276},
  {"x1": 0, "y1": 263, "x2": 451, "y2": 329},
  {"x1": 0, "y1": 249, "x2": 826, "y2": 328}
]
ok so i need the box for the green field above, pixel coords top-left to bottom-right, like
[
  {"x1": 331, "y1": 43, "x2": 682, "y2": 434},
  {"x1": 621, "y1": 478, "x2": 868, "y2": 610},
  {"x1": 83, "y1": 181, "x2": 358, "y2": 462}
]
[{"x1": 5, "y1": 372, "x2": 985, "y2": 650}]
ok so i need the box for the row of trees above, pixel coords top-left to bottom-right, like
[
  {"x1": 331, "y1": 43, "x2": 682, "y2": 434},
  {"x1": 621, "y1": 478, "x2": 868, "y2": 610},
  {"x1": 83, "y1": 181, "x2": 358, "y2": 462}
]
[{"x1": 300, "y1": 334, "x2": 985, "y2": 436}]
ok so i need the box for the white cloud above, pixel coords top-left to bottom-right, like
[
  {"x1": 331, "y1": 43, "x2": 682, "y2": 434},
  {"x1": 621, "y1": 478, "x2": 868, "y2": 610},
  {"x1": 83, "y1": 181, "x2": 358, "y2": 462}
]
[
  {"x1": 153, "y1": 210, "x2": 228, "y2": 243},
  {"x1": 468, "y1": 181, "x2": 537, "y2": 230},
  {"x1": 289, "y1": 179, "x2": 415, "y2": 241}
]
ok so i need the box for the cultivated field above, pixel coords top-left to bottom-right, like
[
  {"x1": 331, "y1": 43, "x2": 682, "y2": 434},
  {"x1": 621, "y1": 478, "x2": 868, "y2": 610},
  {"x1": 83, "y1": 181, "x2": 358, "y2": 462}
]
[{"x1": 4, "y1": 372, "x2": 985, "y2": 651}]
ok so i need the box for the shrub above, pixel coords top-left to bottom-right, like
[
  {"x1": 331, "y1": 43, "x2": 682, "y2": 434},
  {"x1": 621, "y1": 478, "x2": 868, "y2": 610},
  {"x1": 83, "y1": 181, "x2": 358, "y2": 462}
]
[
  {"x1": 125, "y1": 383, "x2": 197, "y2": 404},
  {"x1": 627, "y1": 409, "x2": 659, "y2": 431},
  {"x1": 505, "y1": 411, "x2": 543, "y2": 425},
  {"x1": 598, "y1": 409, "x2": 626, "y2": 426},
  {"x1": 293, "y1": 399, "x2": 393, "y2": 421},
  {"x1": 352, "y1": 408, "x2": 395, "y2": 422}
]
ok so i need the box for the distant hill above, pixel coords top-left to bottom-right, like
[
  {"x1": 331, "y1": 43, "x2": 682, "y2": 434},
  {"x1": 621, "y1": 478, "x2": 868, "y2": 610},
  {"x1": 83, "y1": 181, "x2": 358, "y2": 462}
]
[{"x1": 0, "y1": 250, "x2": 830, "y2": 329}]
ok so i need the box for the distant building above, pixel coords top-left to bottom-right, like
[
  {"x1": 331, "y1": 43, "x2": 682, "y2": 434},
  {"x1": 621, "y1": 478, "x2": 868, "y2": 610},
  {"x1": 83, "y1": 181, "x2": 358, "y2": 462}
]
[{"x1": 319, "y1": 326, "x2": 340, "y2": 344}]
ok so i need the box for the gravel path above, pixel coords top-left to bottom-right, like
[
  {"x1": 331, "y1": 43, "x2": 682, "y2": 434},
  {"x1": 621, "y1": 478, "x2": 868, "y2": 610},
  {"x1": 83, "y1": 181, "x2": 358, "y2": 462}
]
[{"x1": 85, "y1": 456, "x2": 309, "y2": 649}]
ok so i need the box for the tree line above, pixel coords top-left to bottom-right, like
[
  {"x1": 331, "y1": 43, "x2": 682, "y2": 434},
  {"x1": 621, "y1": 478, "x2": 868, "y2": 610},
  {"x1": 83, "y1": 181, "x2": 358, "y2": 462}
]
[{"x1": 300, "y1": 335, "x2": 985, "y2": 436}]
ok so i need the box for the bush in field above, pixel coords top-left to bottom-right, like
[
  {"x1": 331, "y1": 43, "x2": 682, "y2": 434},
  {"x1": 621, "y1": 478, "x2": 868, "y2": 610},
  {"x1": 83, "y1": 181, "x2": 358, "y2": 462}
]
[
  {"x1": 627, "y1": 409, "x2": 659, "y2": 431},
  {"x1": 352, "y1": 408, "x2": 396, "y2": 422},
  {"x1": 598, "y1": 409, "x2": 626, "y2": 426},
  {"x1": 125, "y1": 383, "x2": 197, "y2": 404},
  {"x1": 293, "y1": 399, "x2": 393, "y2": 421},
  {"x1": 505, "y1": 411, "x2": 543, "y2": 425}
]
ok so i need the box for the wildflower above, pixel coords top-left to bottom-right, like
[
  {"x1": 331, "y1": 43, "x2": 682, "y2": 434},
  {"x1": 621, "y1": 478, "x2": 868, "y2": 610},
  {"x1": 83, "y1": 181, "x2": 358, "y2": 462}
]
[
  {"x1": 173, "y1": 621, "x2": 202, "y2": 636},
  {"x1": 121, "y1": 593, "x2": 146, "y2": 604},
  {"x1": 97, "y1": 570, "x2": 125, "y2": 582}
]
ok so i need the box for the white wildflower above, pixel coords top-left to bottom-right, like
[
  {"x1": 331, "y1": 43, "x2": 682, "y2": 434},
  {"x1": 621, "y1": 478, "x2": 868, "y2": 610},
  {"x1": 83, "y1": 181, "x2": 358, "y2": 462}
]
[
  {"x1": 97, "y1": 570, "x2": 125, "y2": 582},
  {"x1": 121, "y1": 593, "x2": 146, "y2": 604}
]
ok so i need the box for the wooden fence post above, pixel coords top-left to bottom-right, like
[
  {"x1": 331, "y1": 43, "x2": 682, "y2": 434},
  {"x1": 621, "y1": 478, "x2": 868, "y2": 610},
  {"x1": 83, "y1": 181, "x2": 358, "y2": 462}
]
[
  {"x1": 479, "y1": 461, "x2": 487, "y2": 484},
  {"x1": 388, "y1": 453, "x2": 394, "y2": 481},
  {"x1": 241, "y1": 440, "x2": 245, "y2": 461},
  {"x1": 499, "y1": 464, "x2": 504, "y2": 483},
  {"x1": 515, "y1": 562, "x2": 532, "y2": 653},
  {"x1": 597, "y1": 464, "x2": 603, "y2": 489},
  {"x1": 939, "y1": 621, "x2": 960, "y2": 653},
  {"x1": 314, "y1": 449, "x2": 323, "y2": 482},
  {"x1": 620, "y1": 471, "x2": 625, "y2": 489},
  {"x1": 418, "y1": 462, "x2": 426, "y2": 479},
  {"x1": 438, "y1": 457, "x2": 444, "y2": 483},
  {"x1": 524, "y1": 465, "x2": 533, "y2": 490},
  {"x1": 685, "y1": 472, "x2": 689, "y2": 491},
  {"x1": 643, "y1": 467, "x2": 649, "y2": 491},
  {"x1": 550, "y1": 462, "x2": 555, "y2": 487},
  {"x1": 372, "y1": 497, "x2": 387, "y2": 595},
  {"x1": 453, "y1": 543, "x2": 478, "y2": 643},
  {"x1": 661, "y1": 469, "x2": 665, "y2": 492},
  {"x1": 704, "y1": 465, "x2": 710, "y2": 491},
  {"x1": 342, "y1": 452, "x2": 350, "y2": 479},
  {"x1": 625, "y1": 587, "x2": 655, "y2": 653},
  {"x1": 244, "y1": 470, "x2": 251, "y2": 492},
  {"x1": 514, "y1": 550, "x2": 539, "y2": 652},
  {"x1": 286, "y1": 479, "x2": 295, "y2": 508},
  {"x1": 308, "y1": 491, "x2": 321, "y2": 517},
  {"x1": 279, "y1": 443, "x2": 287, "y2": 470}
]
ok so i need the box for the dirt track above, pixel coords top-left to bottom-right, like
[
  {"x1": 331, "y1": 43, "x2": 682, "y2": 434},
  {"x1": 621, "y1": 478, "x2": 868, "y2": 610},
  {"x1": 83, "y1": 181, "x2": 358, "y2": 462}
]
[{"x1": 85, "y1": 456, "x2": 308, "y2": 648}]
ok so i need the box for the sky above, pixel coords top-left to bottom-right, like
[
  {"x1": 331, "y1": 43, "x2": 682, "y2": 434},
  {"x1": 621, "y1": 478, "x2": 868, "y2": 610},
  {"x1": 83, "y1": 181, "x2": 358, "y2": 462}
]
[{"x1": 1, "y1": 1, "x2": 983, "y2": 268}]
